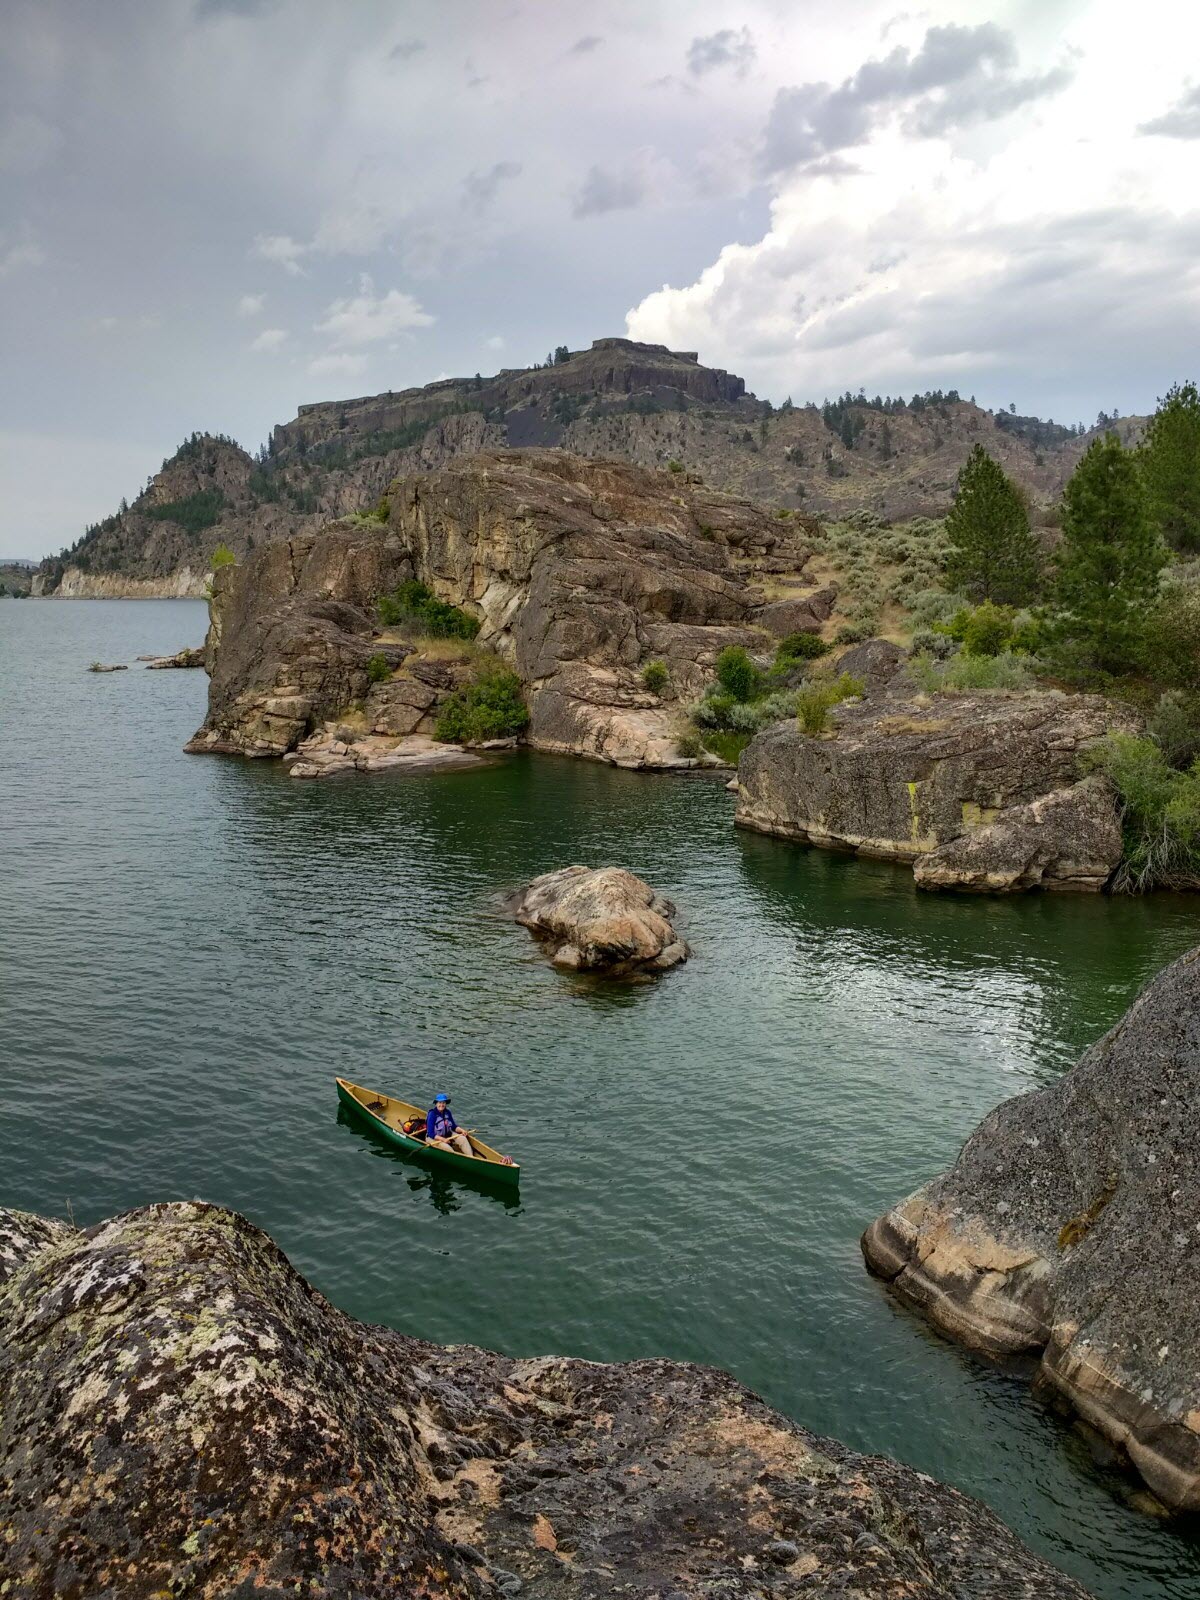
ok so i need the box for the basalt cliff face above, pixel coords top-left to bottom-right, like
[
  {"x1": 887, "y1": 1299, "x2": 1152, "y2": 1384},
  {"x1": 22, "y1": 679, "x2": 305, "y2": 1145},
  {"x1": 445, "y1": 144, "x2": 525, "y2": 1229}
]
[
  {"x1": 35, "y1": 338, "x2": 1139, "y2": 596},
  {"x1": 735, "y1": 685, "x2": 1135, "y2": 893},
  {"x1": 187, "y1": 450, "x2": 813, "y2": 768},
  {"x1": 862, "y1": 946, "x2": 1200, "y2": 1513},
  {"x1": 0, "y1": 1199, "x2": 1092, "y2": 1599}
]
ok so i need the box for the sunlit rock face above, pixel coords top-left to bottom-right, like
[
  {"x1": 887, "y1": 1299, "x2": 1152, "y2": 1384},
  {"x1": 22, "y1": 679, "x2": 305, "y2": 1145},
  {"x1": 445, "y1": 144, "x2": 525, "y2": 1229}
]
[
  {"x1": 736, "y1": 689, "x2": 1134, "y2": 893},
  {"x1": 187, "y1": 450, "x2": 817, "y2": 767},
  {"x1": 0, "y1": 1200, "x2": 1092, "y2": 1598},
  {"x1": 864, "y1": 945, "x2": 1200, "y2": 1512}
]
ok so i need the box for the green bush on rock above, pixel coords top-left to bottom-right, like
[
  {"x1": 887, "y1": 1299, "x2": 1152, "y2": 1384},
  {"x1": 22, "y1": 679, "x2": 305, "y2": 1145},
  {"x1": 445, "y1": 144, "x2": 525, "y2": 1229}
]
[
  {"x1": 795, "y1": 673, "x2": 865, "y2": 735},
  {"x1": 641, "y1": 659, "x2": 670, "y2": 694},
  {"x1": 1084, "y1": 732, "x2": 1200, "y2": 891},
  {"x1": 435, "y1": 663, "x2": 529, "y2": 744},
  {"x1": 366, "y1": 653, "x2": 392, "y2": 685},
  {"x1": 715, "y1": 646, "x2": 762, "y2": 702},
  {"x1": 378, "y1": 580, "x2": 480, "y2": 639}
]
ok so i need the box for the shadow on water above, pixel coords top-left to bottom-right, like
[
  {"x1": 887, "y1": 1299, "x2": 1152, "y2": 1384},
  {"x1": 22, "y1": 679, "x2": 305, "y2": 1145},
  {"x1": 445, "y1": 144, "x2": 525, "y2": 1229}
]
[{"x1": 335, "y1": 1103, "x2": 523, "y2": 1215}]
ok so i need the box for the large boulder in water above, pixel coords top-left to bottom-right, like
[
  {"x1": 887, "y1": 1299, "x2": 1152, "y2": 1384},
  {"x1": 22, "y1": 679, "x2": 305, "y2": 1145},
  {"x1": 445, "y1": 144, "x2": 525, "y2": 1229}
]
[
  {"x1": 510, "y1": 864, "x2": 689, "y2": 973},
  {"x1": 862, "y1": 945, "x2": 1200, "y2": 1511},
  {"x1": 0, "y1": 1200, "x2": 1092, "y2": 1598},
  {"x1": 735, "y1": 688, "x2": 1134, "y2": 893}
]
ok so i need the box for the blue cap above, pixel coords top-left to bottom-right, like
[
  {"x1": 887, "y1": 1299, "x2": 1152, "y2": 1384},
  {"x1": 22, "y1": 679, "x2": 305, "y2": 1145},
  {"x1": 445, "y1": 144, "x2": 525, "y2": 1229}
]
[{"x1": 434, "y1": 1091, "x2": 449, "y2": 1101}]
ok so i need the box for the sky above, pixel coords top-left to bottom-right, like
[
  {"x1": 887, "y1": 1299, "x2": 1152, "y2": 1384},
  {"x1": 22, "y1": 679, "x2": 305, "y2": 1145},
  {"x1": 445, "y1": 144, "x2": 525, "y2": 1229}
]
[{"x1": 2, "y1": 0, "x2": 1198, "y2": 560}]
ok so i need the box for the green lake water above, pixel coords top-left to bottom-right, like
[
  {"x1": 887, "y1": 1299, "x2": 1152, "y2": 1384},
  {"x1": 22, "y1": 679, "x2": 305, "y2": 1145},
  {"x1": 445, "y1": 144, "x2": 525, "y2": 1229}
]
[{"x1": 4, "y1": 597, "x2": 1200, "y2": 1598}]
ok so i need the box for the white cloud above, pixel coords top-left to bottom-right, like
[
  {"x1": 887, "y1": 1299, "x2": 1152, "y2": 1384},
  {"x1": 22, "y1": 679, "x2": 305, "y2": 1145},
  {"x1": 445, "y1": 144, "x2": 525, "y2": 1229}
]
[
  {"x1": 485, "y1": 335, "x2": 506, "y2": 350},
  {"x1": 251, "y1": 232, "x2": 307, "y2": 275},
  {"x1": 313, "y1": 276, "x2": 433, "y2": 346},
  {"x1": 0, "y1": 224, "x2": 44, "y2": 280},
  {"x1": 249, "y1": 327, "x2": 288, "y2": 352},
  {"x1": 237, "y1": 292, "x2": 265, "y2": 316},
  {"x1": 627, "y1": 7, "x2": 1200, "y2": 414},
  {"x1": 308, "y1": 351, "x2": 368, "y2": 379}
]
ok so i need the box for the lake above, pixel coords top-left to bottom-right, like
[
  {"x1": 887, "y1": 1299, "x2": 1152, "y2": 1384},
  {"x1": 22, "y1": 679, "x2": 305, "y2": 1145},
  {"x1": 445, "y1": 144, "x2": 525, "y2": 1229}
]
[{"x1": 3, "y1": 597, "x2": 1200, "y2": 1599}]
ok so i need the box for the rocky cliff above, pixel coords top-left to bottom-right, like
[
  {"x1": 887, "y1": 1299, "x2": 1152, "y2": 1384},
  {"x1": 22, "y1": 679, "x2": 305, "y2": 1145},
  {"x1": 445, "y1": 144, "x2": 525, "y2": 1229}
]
[
  {"x1": 862, "y1": 945, "x2": 1200, "y2": 1513},
  {"x1": 36, "y1": 339, "x2": 1138, "y2": 596},
  {"x1": 187, "y1": 450, "x2": 814, "y2": 768},
  {"x1": 0, "y1": 1199, "x2": 1092, "y2": 1598},
  {"x1": 735, "y1": 686, "x2": 1136, "y2": 893}
]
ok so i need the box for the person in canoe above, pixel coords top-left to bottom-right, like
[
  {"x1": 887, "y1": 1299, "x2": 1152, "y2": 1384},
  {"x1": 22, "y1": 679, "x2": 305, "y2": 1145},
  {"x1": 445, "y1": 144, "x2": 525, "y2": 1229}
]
[{"x1": 426, "y1": 1092, "x2": 473, "y2": 1158}]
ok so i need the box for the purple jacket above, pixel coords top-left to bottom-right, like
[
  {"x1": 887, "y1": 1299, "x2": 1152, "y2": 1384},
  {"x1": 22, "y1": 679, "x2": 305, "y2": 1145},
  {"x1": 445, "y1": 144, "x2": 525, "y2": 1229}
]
[{"x1": 427, "y1": 1106, "x2": 458, "y2": 1140}]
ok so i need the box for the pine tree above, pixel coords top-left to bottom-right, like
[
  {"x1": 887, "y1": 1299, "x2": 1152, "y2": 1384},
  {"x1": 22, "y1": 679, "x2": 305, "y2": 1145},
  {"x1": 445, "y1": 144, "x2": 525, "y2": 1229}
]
[
  {"x1": 1140, "y1": 380, "x2": 1200, "y2": 552},
  {"x1": 1049, "y1": 434, "x2": 1166, "y2": 678},
  {"x1": 943, "y1": 445, "x2": 1041, "y2": 604}
]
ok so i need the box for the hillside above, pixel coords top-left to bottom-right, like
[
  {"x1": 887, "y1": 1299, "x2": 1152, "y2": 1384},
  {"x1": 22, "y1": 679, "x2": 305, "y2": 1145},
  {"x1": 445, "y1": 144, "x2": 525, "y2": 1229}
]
[{"x1": 33, "y1": 337, "x2": 1145, "y2": 597}]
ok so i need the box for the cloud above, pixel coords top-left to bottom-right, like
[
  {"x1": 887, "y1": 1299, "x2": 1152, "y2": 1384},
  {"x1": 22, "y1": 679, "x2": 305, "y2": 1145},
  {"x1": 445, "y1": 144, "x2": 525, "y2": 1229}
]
[
  {"x1": 760, "y1": 23, "x2": 1071, "y2": 173},
  {"x1": 569, "y1": 35, "x2": 603, "y2": 56},
  {"x1": 462, "y1": 160, "x2": 522, "y2": 211},
  {"x1": 248, "y1": 327, "x2": 287, "y2": 352},
  {"x1": 251, "y1": 232, "x2": 307, "y2": 275},
  {"x1": 0, "y1": 224, "x2": 44, "y2": 280},
  {"x1": 314, "y1": 276, "x2": 433, "y2": 345},
  {"x1": 0, "y1": 111, "x2": 63, "y2": 175},
  {"x1": 1140, "y1": 83, "x2": 1200, "y2": 139},
  {"x1": 687, "y1": 28, "x2": 755, "y2": 79},
  {"x1": 626, "y1": 141, "x2": 1200, "y2": 410},
  {"x1": 308, "y1": 351, "x2": 368, "y2": 380},
  {"x1": 485, "y1": 335, "x2": 505, "y2": 350},
  {"x1": 389, "y1": 38, "x2": 426, "y2": 61},
  {"x1": 237, "y1": 292, "x2": 265, "y2": 316}
]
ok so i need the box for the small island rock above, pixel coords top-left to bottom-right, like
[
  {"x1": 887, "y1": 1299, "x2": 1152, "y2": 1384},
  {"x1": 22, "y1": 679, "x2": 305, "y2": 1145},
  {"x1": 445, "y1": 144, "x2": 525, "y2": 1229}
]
[{"x1": 511, "y1": 865, "x2": 689, "y2": 973}]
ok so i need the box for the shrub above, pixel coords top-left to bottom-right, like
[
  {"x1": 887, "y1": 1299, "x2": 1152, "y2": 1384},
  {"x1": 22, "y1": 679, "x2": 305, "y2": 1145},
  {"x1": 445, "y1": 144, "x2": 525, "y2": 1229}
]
[
  {"x1": 957, "y1": 601, "x2": 1018, "y2": 658},
  {"x1": 795, "y1": 672, "x2": 864, "y2": 734},
  {"x1": 366, "y1": 652, "x2": 391, "y2": 684},
  {"x1": 378, "y1": 579, "x2": 480, "y2": 639},
  {"x1": 641, "y1": 659, "x2": 670, "y2": 694},
  {"x1": 1148, "y1": 690, "x2": 1200, "y2": 769},
  {"x1": 942, "y1": 651, "x2": 1033, "y2": 692},
  {"x1": 774, "y1": 632, "x2": 829, "y2": 668},
  {"x1": 1138, "y1": 582, "x2": 1200, "y2": 688},
  {"x1": 701, "y1": 730, "x2": 753, "y2": 765},
  {"x1": 667, "y1": 459, "x2": 684, "y2": 474},
  {"x1": 906, "y1": 652, "x2": 944, "y2": 695},
  {"x1": 435, "y1": 662, "x2": 529, "y2": 743},
  {"x1": 715, "y1": 645, "x2": 762, "y2": 702},
  {"x1": 910, "y1": 628, "x2": 956, "y2": 659},
  {"x1": 1084, "y1": 732, "x2": 1200, "y2": 891},
  {"x1": 833, "y1": 622, "x2": 871, "y2": 645},
  {"x1": 210, "y1": 542, "x2": 237, "y2": 569},
  {"x1": 676, "y1": 730, "x2": 704, "y2": 759}
]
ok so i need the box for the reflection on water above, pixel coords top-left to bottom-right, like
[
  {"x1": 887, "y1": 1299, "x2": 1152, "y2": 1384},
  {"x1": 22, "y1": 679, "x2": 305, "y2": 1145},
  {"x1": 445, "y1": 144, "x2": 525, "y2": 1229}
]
[
  {"x1": 4, "y1": 600, "x2": 1200, "y2": 1600},
  {"x1": 335, "y1": 1103, "x2": 523, "y2": 1215}
]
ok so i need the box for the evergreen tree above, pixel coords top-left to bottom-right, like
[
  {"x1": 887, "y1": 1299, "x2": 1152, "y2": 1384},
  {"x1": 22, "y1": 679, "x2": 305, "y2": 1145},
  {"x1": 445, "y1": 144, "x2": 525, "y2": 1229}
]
[
  {"x1": 1140, "y1": 380, "x2": 1200, "y2": 552},
  {"x1": 1049, "y1": 434, "x2": 1166, "y2": 678},
  {"x1": 943, "y1": 445, "x2": 1040, "y2": 604}
]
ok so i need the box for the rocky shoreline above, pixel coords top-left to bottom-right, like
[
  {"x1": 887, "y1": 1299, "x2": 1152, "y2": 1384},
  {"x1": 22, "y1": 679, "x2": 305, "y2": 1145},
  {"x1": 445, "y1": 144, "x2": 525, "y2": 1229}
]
[
  {"x1": 862, "y1": 945, "x2": 1200, "y2": 1512},
  {"x1": 0, "y1": 1199, "x2": 1092, "y2": 1598}
]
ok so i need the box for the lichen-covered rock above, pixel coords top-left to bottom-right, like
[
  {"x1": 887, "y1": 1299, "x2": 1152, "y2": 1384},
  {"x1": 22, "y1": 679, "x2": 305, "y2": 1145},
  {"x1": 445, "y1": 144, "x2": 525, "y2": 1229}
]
[
  {"x1": 735, "y1": 689, "x2": 1135, "y2": 893},
  {"x1": 188, "y1": 452, "x2": 809, "y2": 767},
  {"x1": 510, "y1": 865, "x2": 689, "y2": 973},
  {"x1": 862, "y1": 946, "x2": 1200, "y2": 1512},
  {"x1": 0, "y1": 1201, "x2": 1092, "y2": 1598}
]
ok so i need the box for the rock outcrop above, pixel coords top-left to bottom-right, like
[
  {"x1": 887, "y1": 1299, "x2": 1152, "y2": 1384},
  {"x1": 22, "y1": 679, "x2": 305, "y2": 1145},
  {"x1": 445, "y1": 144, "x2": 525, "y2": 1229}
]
[
  {"x1": 187, "y1": 451, "x2": 813, "y2": 767},
  {"x1": 0, "y1": 1199, "x2": 1091, "y2": 1598},
  {"x1": 862, "y1": 946, "x2": 1200, "y2": 1513},
  {"x1": 143, "y1": 645, "x2": 206, "y2": 668},
  {"x1": 736, "y1": 689, "x2": 1135, "y2": 893},
  {"x1": 510, "y1": 865, "x2": 689, "y2": 973}
]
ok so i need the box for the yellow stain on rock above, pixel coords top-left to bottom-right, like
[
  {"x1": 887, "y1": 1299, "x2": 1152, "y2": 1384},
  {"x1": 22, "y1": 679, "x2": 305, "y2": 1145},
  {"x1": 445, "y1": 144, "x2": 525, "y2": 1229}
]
[{"x1": 961, "y1": 800, "x2": 999, "y2": 829}]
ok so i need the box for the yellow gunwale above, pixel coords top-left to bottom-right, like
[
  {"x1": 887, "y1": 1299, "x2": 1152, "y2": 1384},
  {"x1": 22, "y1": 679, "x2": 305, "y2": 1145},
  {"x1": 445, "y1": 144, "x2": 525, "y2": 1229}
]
[{"x1": 335, "y1": 1077, "x2": 520, "y2": 1174}]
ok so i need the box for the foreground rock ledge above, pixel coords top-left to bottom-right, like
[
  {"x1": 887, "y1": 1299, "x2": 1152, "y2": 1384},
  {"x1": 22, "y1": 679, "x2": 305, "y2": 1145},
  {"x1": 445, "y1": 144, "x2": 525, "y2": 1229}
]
[
  {"x1": 511, "y1": 865, "x2": 689, "y2": 973},
  {"x1": 0, "y1": 1202, "x2": 1089, "y2": 1599},
  {"x1": 862, "y1": 945, "x2": 1200, "y2": 1512}
]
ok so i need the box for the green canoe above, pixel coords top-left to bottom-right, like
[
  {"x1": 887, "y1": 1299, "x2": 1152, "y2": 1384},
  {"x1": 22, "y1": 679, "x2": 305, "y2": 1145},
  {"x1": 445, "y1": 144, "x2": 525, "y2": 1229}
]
[{"x1": 335, "y1": 1077, "x2": 521, "y2": 1188}]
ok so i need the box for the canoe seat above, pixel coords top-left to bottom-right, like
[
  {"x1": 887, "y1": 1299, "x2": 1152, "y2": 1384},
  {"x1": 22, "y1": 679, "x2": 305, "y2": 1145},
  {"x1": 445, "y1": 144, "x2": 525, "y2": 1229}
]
[{"x1": 367, "y1": 1099, "x2": 387, "y2": 1113}]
